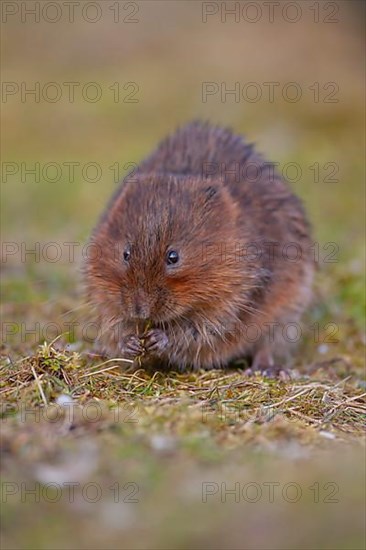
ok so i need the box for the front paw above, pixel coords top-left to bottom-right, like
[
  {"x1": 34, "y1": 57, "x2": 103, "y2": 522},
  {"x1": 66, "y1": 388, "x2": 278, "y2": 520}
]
[
  {"x1": 119, "y1": 334, "x2": 144, "y2": 360},
  {"x1": 142, "y1": 328, "x2": 169, "y2": 356}
]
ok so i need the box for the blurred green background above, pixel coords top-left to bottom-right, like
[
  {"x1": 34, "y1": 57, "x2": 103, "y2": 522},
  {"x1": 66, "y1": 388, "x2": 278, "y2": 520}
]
[
  {"x1": 2, "y1": 0, "x2": 365, "y2": 267},
  {"x1": 1, "y1": 3, "x2": 365, "y2": 549}
]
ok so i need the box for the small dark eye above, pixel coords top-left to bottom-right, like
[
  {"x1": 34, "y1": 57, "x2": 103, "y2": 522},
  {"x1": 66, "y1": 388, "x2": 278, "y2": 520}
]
[
  {"x1": 123, "y1": 248, "x2": 131, "y2": 262},
  {"x1": 166, "y1": 250, "x2": 179, "y2": 265}
]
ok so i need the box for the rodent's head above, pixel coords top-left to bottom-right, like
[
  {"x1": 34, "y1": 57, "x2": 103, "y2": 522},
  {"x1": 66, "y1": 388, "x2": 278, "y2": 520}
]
[{"x1": 85, "y1": 174, "x2": 243, "y2": 327}]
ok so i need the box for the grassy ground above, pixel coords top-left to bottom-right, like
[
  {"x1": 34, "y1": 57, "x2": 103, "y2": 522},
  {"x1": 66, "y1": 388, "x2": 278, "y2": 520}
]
[{"x1": 1, "y1": 2, "x2": 365, "y2": 549}]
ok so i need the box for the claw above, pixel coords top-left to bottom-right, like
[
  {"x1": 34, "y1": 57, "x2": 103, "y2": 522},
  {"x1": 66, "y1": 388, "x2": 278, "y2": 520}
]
[
  {"x1": 119, "y1": 334, "x2": 144, "y2": 359},
  {"x1": 143, "y1": 329, "x2": 169, "y2": 356},
  {"x1": 245, "y1": 348, "x2": 292, "y2": 380}
]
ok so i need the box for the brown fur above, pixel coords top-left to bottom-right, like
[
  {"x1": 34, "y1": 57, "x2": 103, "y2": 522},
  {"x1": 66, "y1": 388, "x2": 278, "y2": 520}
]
[{"x1": 84, "y1": 121, "x2": 314, "y2": 371}]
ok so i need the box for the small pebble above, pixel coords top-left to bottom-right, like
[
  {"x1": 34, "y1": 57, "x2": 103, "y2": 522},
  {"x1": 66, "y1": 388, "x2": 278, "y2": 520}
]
[
  {"x1": 150, "y1": 434, "x2": 176, "y2": 454},
  {"x1": 319, "y1": 430, "x2": 336, "y2": 440},
  {"x1": 56, "y1": 394, "x2": 74, "y2": 406}
]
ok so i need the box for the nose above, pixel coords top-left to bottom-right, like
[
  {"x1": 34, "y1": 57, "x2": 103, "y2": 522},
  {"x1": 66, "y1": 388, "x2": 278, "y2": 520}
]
[{"x1": 133, "y1": 291, "x2": 150, "y2": 319}]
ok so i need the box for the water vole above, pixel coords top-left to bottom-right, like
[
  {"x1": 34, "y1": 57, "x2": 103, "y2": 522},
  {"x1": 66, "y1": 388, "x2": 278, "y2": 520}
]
[{"x1": 84, "y1": 121, "x2": 314, "y2": 372}]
